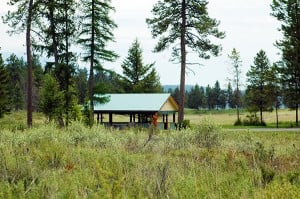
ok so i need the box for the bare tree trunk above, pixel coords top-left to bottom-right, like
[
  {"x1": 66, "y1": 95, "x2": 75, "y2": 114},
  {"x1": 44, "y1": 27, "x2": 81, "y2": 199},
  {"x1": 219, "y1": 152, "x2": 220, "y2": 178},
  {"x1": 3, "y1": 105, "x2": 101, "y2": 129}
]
[
  {"x1": 296, "y1": 104, "x2": 299, "y2": 127},
  {"x1": 26, "y1": 0, "x2": 34, "y2": 128},
  {"x1": 64, "y1": 0, "x2": 70, "y2": 127},
  {"x1": 49, "y1": 1, "x2": 59, "y2": 65},
  {"x1": 276, "y1": 105, "x2": 279, "y2": 128},
  {"x1": 89, "y1": 0, "x2": 95, "y2": 127},
  {"x1": 178, "y1": 0, "x2": 186, "y2": 123}
]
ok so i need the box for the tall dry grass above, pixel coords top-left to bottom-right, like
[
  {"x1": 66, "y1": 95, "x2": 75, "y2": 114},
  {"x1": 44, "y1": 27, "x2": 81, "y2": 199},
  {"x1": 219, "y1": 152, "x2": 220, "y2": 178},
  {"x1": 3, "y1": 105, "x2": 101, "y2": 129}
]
[{"x1": 0, "y1": 118, "x2": 299, "y2": 198}]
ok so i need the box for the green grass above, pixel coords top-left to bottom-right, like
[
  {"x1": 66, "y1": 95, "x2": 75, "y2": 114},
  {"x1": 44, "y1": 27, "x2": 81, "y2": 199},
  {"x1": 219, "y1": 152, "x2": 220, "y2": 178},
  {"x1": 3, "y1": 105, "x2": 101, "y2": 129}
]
[
  {"x1": 0, "y1": 111, "x2": 46, "y2": 130},
  {"x1": 185, "y1": 108, "x2": 298, "y2": 128},
  {"x1": 0, "y1": 117, "x2": 299, "y2": 198}
]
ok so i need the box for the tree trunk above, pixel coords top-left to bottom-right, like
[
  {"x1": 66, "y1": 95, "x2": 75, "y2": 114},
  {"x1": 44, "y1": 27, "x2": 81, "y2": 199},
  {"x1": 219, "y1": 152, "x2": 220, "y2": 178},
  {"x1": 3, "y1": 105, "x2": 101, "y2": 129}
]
[
  {"x1": 178, "y1": 0, "x2": 186, "y2": 123},
  {"x1": 64, "y1": 0, "x2": 69, "y2": 127},
  {"x1": 26, "y1": 0, "x2": 34, "y2": 128},
  {"x1": 89, "y1": 0, "x2": 95, "y2": 127},
  {"x1": 49, "y1": 1, "x2": 59, "y2": 65},
  {"x1": 296, "y1": 104, "x2": 299, "y2": 127},
  {"x1": 276, "y1": 105, "x2": 279, "y2": 128},
  {"x1": 236, "y1": 69, "x2": 240, "y2": 122},
  {"x1": 260, "y1": 106, "x2": 263, "y2": 124}
]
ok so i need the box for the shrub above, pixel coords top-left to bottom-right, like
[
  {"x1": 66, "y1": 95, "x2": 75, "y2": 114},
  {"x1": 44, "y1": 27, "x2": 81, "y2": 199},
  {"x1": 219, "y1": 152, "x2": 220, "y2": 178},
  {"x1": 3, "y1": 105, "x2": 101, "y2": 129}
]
[
  {"x1": 193, "y1": 117, "x2": 222, "y2": 149},
  {"x1": 287, "y1": 171, "x2": 300, "y2": 186},
  {"x1": 243, "y1": 113, "x2": 266, "y2": 126},
  {"x1": 234, "y1": 118, "x2": 242, "y2": 126},
  {"x1": 260, "y1": 165, "x2": 275, "y2": 187},
  {"x1": 176, "y1": 120, "x2": 190, "y2": 130}
]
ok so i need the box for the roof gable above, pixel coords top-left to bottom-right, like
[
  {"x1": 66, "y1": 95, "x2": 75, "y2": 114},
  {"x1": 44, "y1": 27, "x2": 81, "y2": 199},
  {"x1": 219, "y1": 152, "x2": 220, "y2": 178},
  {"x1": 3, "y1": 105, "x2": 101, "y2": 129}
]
[{"x1": 94, "y1": 93, "x2": 178, "y2": 113}]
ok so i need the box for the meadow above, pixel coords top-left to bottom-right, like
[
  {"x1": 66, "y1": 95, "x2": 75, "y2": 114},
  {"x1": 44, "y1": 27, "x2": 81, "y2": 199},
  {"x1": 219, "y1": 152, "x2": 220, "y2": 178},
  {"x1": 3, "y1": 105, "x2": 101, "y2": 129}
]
[{"x1": 0, "y1": 110, "x2": 299, "y2": 198}]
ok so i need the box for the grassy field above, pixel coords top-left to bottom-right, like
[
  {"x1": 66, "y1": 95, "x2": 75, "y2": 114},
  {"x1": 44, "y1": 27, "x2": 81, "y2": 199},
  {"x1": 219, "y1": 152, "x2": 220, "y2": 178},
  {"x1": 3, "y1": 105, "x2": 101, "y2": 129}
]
[
  {"x1": 185, "y1": 108, "x2": 298, "y2": 128},
  {"x1": 0, "y1": 110, "x2": 299, "y2": 198}
]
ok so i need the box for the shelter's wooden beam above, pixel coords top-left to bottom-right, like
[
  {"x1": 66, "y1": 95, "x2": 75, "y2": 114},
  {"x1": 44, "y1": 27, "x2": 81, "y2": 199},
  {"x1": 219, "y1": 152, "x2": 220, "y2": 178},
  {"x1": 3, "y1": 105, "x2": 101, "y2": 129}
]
[
  {"x1": 97, "y1": 113, "x2": 100, "y2": 124},
  {"x1": 109, "y1": 113, "x2": 112, "y2": 125}
]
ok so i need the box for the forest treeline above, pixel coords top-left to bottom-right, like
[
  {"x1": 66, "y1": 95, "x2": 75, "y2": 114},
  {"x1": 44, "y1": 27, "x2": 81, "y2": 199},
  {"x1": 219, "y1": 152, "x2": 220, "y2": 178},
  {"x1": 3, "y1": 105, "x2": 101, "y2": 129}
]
[{"x1": 0, "y1": 0, "x2": 300, "y2": 128}]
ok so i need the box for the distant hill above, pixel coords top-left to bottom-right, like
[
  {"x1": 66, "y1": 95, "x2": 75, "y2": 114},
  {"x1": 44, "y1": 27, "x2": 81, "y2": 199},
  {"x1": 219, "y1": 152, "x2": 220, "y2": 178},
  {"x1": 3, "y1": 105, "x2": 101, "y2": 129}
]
[{"x1": 163, "y1": 85, "x2": 194, "y2": 92}]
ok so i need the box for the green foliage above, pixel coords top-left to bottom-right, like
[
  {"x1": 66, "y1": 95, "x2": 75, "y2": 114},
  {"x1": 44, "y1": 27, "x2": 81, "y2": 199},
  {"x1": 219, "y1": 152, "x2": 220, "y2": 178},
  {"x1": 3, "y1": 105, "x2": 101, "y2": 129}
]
[
  {"x1": 234, "y1": 118, "x2": 242, "y2": 126},
  {"x1": 0, "y1": 121, "x2": 299, "y2": 197},
  {"x1": 245, "y1": 50, "x2": 275, "y2": 123},
  {"x1": 243, "y1": 113, "x2": 266, "y2": 126},
  {"x1": 146, "y1": 0, "x2": 225, "y2": 59},
  {"x1": 176, "y1": 119, "x2": 190, "y2": 130},
  {"x1": 39, "y1": 74, "x2": 64, "y2": 122},
  {"x1": 287, "y1": 171, "x2": 300, "y2": 186},
  {"x1": 147, "y1": 0, "x2": 224, "y2": 122},
  {"x1": 5, "y1": 54, "x2": 26, "y2": 111},
  {"x1": 271, "y1": 0, "x2": 300, "y2": 126},
  {"x1": 78, "y1": 0, "x2": 118, "y2": 66},
  {"x1": 121, "y1": 39, "x2": 162, "y2": 93},
  {"x1": 0, "y1": 53, "x2": 10, "y2": 118},
  {"x1": 193, "y1": 117, "x2": 221, "y2": 149},
  {"x1": 187, "y1": 84, "x2": 205, "y2": 109}
]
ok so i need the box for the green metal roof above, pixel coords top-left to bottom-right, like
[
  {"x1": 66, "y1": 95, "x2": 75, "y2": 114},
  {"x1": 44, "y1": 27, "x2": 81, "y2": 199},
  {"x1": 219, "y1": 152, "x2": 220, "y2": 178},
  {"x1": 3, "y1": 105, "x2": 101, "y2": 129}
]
[{"x1": 94, "y1": 93, "x2": 178, "y2": 113}]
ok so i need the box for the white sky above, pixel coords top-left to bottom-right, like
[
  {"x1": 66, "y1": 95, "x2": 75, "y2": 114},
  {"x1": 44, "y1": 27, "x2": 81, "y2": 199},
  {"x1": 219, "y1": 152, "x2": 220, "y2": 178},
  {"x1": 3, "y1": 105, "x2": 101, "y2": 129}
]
[{"x1": 0, "y1": 0, "x2": 282, "y2": 88}]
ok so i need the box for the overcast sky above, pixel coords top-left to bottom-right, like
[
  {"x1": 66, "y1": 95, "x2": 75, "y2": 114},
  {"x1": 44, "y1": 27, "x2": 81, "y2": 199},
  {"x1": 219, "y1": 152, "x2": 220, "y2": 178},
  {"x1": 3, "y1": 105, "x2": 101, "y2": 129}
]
[{"x1": 0, "y1": 0, "x2": 282, "y2": 88}]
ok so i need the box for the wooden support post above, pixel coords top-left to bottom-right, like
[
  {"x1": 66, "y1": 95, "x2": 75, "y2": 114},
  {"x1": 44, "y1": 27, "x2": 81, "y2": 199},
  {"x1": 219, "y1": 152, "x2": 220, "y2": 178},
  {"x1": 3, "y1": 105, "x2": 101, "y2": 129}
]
[
  {"x1": 173, "y1": 113, "x2": 176, "y2": 123},
  {"x1": 97, "y1": 113, "x2": 100, "y2": 124},
  {"x1": 100, "y1": 113, "x2": 103, "y2": 123},
  {"x1": 130, "y1": 114, "x2": 133, "y2": 122},
  {"x1": 109, "y1": 113, "x2": 112, "y2": 125}
]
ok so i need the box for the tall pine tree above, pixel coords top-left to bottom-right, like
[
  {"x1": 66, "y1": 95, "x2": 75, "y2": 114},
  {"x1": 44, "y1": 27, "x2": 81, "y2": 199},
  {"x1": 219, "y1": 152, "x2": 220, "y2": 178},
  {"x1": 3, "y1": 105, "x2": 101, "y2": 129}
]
[
  {"x1": 3, "y1": 0, "x2": 35, "y2": 127},
  {"x1": 271, "y1": 0, "x2": 300, "y2": 127},
  {"x1": 78, "y1": 0, "x2": 118, "y2": 126},
  {"x1": 0, "y1": 51, "x2": 9, "y2": 118},
  {"x1": 146, "y1": 0, "x2": 225, "y2": 122},
  {"x1": 245, "y1": 50, "x2": 274, "y2": 125}
]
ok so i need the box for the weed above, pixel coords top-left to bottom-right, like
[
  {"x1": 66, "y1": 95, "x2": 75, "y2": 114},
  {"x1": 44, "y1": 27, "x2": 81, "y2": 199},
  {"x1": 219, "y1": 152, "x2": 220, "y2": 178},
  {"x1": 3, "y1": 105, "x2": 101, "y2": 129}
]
[
  {"x1": 287, "y1": 171, "x2": 300, "y2": 186},
  {"x1": 193, "y1": 117, "x2": 221, "y2": 149}
]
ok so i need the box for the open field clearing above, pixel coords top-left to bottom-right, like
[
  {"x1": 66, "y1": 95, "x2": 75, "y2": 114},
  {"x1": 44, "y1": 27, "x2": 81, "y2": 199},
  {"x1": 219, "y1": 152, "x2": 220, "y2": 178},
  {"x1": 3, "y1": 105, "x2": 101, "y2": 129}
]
[
  {"x1": 185, "y1": 109, "x2": 298, "y2": 128},
  {"x1": 0, "y1": 116, "x2": 300, "y2": 198}
]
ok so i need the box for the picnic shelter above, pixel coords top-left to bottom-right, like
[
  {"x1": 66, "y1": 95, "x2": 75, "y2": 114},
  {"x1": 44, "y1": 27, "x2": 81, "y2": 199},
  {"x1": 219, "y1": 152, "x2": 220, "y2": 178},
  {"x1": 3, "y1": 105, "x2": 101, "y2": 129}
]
[{"x1": 93, "y1": 93, "x2": 179, "y2": 129}]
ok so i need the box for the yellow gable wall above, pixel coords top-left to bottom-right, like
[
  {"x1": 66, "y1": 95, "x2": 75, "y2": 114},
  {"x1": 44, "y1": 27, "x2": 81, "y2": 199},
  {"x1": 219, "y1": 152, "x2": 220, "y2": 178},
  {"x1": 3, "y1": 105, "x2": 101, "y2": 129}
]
[{"x1": 160, "y1": 99, "x2": 178, "y2": 112}]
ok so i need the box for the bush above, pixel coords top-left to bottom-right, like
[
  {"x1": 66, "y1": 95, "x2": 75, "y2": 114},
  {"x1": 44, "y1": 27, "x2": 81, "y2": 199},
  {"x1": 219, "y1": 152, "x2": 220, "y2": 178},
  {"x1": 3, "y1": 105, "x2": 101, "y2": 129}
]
[
  {"x1": 193, "y1": 117, "x2": 222, "y2": 149},
  {"x1": 243, "y1": 114, "x2": 266, "y2": 126},
  {"x1": 234, "y1": 118, "x2": 242, "y2": 126},
  {"x1": 176, "y1": 120, "x2": 190, "y2": 130}
]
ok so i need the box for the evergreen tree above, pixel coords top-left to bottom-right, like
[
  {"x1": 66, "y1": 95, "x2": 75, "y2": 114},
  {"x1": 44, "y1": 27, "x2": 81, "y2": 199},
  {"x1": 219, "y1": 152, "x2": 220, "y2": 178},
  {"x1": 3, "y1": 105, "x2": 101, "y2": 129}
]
[
  {"x1": 32, "y1": 55, "x2": 44, "y2": 111},
  {"x1": 271, "y1": 0, "x2": 300, "y2": 127},
  {"x1": 3, "y1": 0, "x2": 36, "y2": 127},
  {"x1": 0, "y1": 51, "x2": 9, "y2": 118},
  {"x1": 146, "y1": 0, "x2": 225, "y2": 122},
  {"x1": 245, "y1": 50, "x2": 274, "y2": 124},
  {"x1": 121, "y1": 39, "x2": 162, "y2": 93},
  {"x1": 213, "y1": 81, "x2": 222, "y2": 109},
  {"x1": 78, "y1": 0, "x2": 118, "y2": 126},
  {"x1": 6, "y1": 54, "x2": 26, "y2": 111},
  {"x1": 206, "y1": 85, "x2": 214, "y2": 110},
  {"x1": 187, "y1": 84, "x2": 206, "y2": 109},
  {"x1": 40, "y1": 74, "x2": 64, "y2": 122},
  {"x1": 74, "y1": 68, "x2": 88, "y2": 105},
  {"x1": 95, "y1": 70, "x2": 123, "y2": 93},
  {"x1": 270, "y1": 63, "x2": 283, "y2": 128},
  {"x1": 171, "y1": 87, "x2": 180, "y2": 105}
]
